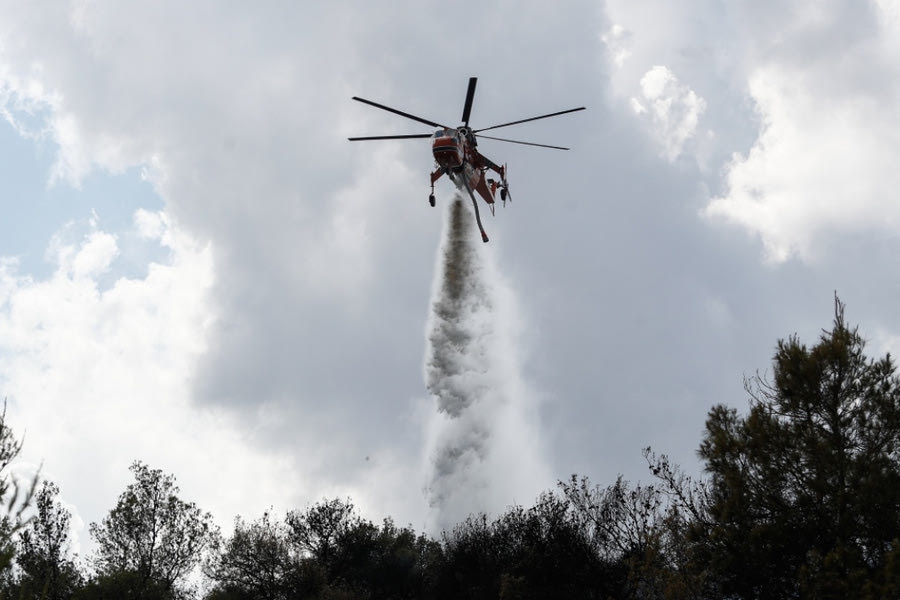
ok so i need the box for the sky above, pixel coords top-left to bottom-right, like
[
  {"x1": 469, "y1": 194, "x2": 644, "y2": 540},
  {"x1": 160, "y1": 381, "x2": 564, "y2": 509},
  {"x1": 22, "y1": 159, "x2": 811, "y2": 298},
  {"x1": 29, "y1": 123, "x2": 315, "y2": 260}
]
[{"x1": 2, "y1": 0, "x2": 900, "y2": 555}]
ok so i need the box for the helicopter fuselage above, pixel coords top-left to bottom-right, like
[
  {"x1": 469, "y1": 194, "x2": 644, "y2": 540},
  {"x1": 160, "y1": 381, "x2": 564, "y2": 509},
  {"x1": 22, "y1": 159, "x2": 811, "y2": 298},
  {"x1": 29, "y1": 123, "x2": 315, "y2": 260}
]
[{"x1": 431, "y1": 128, "x2": 466, "y2": 170}]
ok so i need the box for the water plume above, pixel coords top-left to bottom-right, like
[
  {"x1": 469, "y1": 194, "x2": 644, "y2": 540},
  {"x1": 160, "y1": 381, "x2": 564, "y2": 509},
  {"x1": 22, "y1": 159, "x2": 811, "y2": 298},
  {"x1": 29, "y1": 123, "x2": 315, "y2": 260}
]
[{"x1": 423, "y1": 195, "x2": 549, "y2": 533}]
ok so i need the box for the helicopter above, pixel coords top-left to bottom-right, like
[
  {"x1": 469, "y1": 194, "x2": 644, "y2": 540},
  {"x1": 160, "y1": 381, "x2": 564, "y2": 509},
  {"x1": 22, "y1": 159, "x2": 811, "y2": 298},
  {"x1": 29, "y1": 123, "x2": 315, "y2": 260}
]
[{"x1": 348, "y1": 77, "x2": 584, "y2": 242}]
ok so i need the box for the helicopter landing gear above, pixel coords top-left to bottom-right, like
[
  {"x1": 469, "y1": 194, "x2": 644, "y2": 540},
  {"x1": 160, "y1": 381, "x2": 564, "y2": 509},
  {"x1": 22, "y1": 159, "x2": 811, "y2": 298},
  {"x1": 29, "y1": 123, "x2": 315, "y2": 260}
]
[{"x1": 499, "y1": 164, "x2": 511, "y2": 206}]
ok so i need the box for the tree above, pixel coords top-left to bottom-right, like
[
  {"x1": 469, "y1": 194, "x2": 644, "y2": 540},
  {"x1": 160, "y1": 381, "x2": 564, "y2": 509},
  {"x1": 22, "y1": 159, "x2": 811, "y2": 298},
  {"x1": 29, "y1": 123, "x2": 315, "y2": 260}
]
[
  {"x1": 89, "y1": 461, "x2": 218, "y2": 598},
  {"x1": 75, "y1": 569, "x2": 177, "y2": 600},
  {"x1": 492, "y1": 492, "x2": 621, "y2": 599},
  {"x1": 328, "y1": 517, "x2": 438, "y2": 600},
  {"x1": 436, "y1": 513, "x2": 495, "y2": 599},
  {"x1": 14, "y1": 480, "x2": 82, "y2": 599},
  {"x1": 696, "y1": 298, "x2": 900, "y2": 599},
  {"x1": 641, "y1": 449, "x2": 717, "y2": 600},
  {"x1": 561, "y1": 474, "x2": 673, "y2": 599},
  {"x1": 0, "y1": 403, "x2": 38, "y2": 575},
  {"x1": 436, "y1": 492, "x2": 624, "y2": 600},
  {"x1": 560, "y1": 467, "x2": 712, "y2": 600},
  {"x1": 205, "y1": 512, "x2": 298, "y2": 600},
  {"x1": 561, "y1": 475, "x2": 665, "y2": 563},
  {"x1": 285, "y1": 498, "x2": 359, "y2": 576},
  {"x1": 283, "y1": 498, "x2": 438, "y2": 600}
]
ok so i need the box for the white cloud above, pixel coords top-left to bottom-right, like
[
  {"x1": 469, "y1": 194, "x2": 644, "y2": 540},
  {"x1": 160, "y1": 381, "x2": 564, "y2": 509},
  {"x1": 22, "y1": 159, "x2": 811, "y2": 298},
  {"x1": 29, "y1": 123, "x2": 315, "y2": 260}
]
[
  {"x1": 0, "y1": 60, "x2": 59, "y2": 142},
  {"x1": 70, "y1": 230, "x2": 118, "y2": 278},
  {"x1": 601, "y1": 23, "x2": 633, "y2": 68},
  {"x1": 631, "y1": 65, "x2": 707, "y2": 162},
  {"x1": 603, "y1": 0, "x2": 900, "y2": 261},
  {"x1": 0, "y1": 211, "x2": 308, "y2": 549},
  {"x1": 705, "y1": 3, "x2": 900, "y2": 262},
  {"x1": 876, "y1": 0, "x2": 900, "y2": 21}
]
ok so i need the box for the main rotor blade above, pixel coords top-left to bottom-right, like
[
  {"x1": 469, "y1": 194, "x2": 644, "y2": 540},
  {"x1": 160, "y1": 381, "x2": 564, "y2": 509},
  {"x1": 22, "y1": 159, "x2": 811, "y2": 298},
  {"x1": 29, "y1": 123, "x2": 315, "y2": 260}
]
[
  {"x1": 474, "y1": 106, "x2": 586, "y2": 133},
  {"x1": 461, "y1": 77, "x2": 477, "y2": 126},
  {"x1": 476, "y1": 134, "x2": 570, "y2": 150},
  {"x1": 352, "y1": 96, "x2": 448, "y2": 129},
  {"x1": 348, "y1": 134, "x2": 432, "y2": 141}
]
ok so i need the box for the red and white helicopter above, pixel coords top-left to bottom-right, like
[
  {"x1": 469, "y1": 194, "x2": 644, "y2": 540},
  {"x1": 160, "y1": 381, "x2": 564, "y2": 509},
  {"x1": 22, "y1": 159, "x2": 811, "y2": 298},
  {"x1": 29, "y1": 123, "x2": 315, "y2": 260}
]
[{"x1": 349, "y1": 77, "x2": 584, "y2": 242}]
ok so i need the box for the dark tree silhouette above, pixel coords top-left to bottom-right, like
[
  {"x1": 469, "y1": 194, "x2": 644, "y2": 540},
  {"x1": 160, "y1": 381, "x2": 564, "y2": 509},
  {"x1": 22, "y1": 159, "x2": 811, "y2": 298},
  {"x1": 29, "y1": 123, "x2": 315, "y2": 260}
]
[
  {"x1": 437, "y1": 492, "x2": 626, "y2": 600},
  {"x1": 13, "y1": 481, "x2": 82, "y2": 599},
  {"x1": 89, "y1": 461, "x2": 218, "y2": 599},
  {"x1": 696, "y1": 297, "x2": 900, "y2": 599},
  {"x1": 0, "y1": 403, "x2": 37, "y2": 575},
  {"x1": 283, "y1": 498, "x2": 439, "y2": 599},
  {"x1": 285, "y1": 497, "x2": 367, "y2": 575},
  {"x1": 205, "y1": 511, "x2": 297, "y2": 600}
]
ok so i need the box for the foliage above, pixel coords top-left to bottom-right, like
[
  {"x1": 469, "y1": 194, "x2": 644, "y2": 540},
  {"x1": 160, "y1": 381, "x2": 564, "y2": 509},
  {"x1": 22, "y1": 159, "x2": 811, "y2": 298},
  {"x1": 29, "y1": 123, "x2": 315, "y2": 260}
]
[
  {"x1": 0, "y1": 403, "x2": 38, "y2": 576},
  {"x1": 205, "y1": 511, "x2": 298, "y2": 600},
  {"x1": 437, "y1": 492, "x2": 625, "y2": 599},
  {"x1": 285, "y1": 498, "x2": 441, "y2": 600},
  {"x1": 285, "y1": 498, "x2": 359, "y2": 579},
  {"x1": 695, "y1": 297, "x2": 900, "y2": 599},
  {"x1": 89, "y1": 461, "x2": 218, "y2": 599},
  {"x1": 11, "y1": 481, "x2": 82, "y2": 599},
  {"x1": 207, "y1": 499, "x2": 440, "y2": 600},
  {"x1": 561, "y1": 461, "x2": 715, "y2": 600},
  {"x1": 74, "y1": 568, "x2": 178, "y2": 600}
]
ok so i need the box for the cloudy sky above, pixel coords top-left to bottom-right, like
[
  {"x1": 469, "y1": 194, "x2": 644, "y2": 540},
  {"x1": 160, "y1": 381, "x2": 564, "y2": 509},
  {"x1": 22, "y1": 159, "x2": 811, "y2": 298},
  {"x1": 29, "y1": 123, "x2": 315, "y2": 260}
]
[{"x1": 2, "y1": 0, "x2": 900, "y2": 552}]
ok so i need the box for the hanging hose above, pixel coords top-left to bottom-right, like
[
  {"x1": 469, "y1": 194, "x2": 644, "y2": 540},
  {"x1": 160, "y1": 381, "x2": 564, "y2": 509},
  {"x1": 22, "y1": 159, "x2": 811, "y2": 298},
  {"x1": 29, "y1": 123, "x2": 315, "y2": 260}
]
[{"x1": 462, "y1": 177, "x2": 489, "y2": 243}]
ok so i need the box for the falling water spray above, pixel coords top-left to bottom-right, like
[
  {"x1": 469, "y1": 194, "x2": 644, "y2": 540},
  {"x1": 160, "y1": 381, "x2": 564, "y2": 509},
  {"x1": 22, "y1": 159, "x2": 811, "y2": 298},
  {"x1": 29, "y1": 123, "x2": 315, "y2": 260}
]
[{"x1": 423, "y1": 195, "x2": 549, "y2": 533}]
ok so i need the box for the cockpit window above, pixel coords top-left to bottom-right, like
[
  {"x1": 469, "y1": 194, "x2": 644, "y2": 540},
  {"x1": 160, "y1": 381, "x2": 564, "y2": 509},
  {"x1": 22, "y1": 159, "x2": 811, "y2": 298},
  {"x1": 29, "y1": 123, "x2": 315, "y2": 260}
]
[{"x1": 433, "y1": 128, "x2": 459, "y2": 139}]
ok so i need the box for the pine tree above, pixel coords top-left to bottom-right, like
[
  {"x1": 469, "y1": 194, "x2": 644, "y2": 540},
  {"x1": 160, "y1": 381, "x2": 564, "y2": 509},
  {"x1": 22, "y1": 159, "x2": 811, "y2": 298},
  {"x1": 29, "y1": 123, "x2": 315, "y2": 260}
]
[
  {"x1": 16, "y1": 481, "x2": 82, "y2": 599},
  {"x1": 0, "y1": 404, "x2": 37, "y2": 576},
  {"x1": 697, "y1": 297, "x2": 900, "y2": 599}
]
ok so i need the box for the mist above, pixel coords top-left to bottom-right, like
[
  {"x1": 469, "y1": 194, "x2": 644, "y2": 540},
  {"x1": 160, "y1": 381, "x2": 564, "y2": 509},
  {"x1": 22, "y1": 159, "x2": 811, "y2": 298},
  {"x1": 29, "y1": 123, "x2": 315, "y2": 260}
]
[{"x1": 423, "y1": 195, "x2": 550, "y2": 533}]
